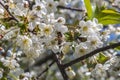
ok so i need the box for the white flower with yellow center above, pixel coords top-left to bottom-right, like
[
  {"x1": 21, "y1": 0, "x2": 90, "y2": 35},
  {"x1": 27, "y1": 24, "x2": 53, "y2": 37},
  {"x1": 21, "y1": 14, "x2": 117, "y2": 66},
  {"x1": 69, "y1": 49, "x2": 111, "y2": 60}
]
[
  {"x1": 87, "y1": 35, "x2": 103, "y2": 50},
  {"x1": 17, "y1": 35, "x2": 32, "y2": 50},
  {"x1": 33, "y1": 0, "x2": 47, "y2": 17},
  {"x1": 75, "y1": 43, "x2": 88, "y2": 57},
  {"x1": 79, "y1": 20, "x2": 94, "y2": 36},
  {"x1": 42, "y1": 24, "x2": 53, "y2": 36},
  {"x1": 61, "y1": 42, "x2": 71, "y2": 54},
  {"x1": 46, "y1": 0, "x2": 58, "y2": 12},
  {"x1": 8, "y1": 1, "x2": 16, "y2": 9}
]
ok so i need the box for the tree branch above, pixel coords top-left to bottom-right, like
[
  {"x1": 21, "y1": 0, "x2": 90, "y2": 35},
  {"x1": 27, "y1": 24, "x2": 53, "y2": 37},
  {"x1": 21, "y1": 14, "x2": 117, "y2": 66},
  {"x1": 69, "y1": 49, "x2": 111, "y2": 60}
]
[
  {"x1": 37, "y1": 61, "x2": 55, "y2": 79},
  {"x1": 63, "y1": 42, "x2": 120, "y2": 68},
  {"x1": 25, "y1": 0, "x2": 85, "y2": 12},
  {"x1": 24, "y1": 54, "x2": 54, "y2": 72},
  {"x1": 53, "y1": 52, "x2": 69, "y2": 80},
  {"x1": 57, "y1": 5, "x2": 85, "y2": 12},
  {"x1": 0, "y1": 1, "x2": 19, "y2": 22}
]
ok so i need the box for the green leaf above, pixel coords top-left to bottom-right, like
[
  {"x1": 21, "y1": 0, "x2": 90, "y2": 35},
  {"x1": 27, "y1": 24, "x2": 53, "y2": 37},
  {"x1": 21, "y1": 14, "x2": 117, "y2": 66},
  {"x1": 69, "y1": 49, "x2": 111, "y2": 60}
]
[
  {"x1": 86, "y1": 59, "x2": 96, "y2": 69},
  {"x1": 98, "y1": 9, "x2": 120, "y2": 20},
  {"x1": 0, "y1": 18, "x2": 17, "y2": 29},
  {"x1": 17, "y1": 23, "x2": 28, "y2": 34},
  {"x1": 114, "y1": 46, "x2": 120, "y2": 50},
  {"x1": 94, "y1": 8, "x2": 120, "y2": 25},
  {"x1": 97, "y1": 53, "x2": 109, "y2": 64},
  {"x1": 87, "y1": 62, "x2": 96, "y2": 68},
  {"x1": 99, "y1": 19, "x2": 120, "y2": 25},
  {"x1": 84, "y1": 0, "x2": 93, "y2": 19},
  {"x1": 101, "y1": 9, "x2": 120, "y2": 14}
]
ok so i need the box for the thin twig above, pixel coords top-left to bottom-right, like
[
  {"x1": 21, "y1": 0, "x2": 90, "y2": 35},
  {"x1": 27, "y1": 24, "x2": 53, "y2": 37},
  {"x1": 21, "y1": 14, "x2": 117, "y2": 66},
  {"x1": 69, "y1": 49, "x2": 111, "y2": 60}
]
[
  {"x1": 24, "y1": 54, "x2": 54, "y2": 72},
  {"x1": 63, "y1": 42, "x2": 120, "y2": 68},
  {"x1": 53, "y1": 52, "x2": 69, "y2": 80},
  {"x1": 24, "y1": 0, "x2": 85, "y2": 12},
  {"x1": 57, "y1": 5, "x2": 85, "y2": 12},
  {"x1": 34, "y1": 54, "x2": 54, "y2": 66},
  {"x1": 0, "y1": 1, "x2": 19, "y2": 22},
  {"x1": 37, "y1": 61, "x2": 55, "y2": 79}
]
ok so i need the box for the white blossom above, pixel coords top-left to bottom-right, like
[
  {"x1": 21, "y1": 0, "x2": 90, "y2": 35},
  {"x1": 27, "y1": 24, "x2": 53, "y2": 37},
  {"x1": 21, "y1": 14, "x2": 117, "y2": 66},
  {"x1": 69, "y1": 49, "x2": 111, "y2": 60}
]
[
  {"x1": 42, "y1": 24, "x2": 53, "y2": 37},
  {"x1": 79, "y1": 20, "x2": 95, "y2": 36},
  {"x1": 33, "y1": 0, "x2": 47, "y2": 17},
  {"x1": 75, "y1": 42, "x2": 88, "y2": 57},
  {"x1": 16, "y1": 35, "x2": 32, "y2": 50},
  {"x1": 0, "y1": 57, "x2": 19, "y2": 69},
  {"x1": 55, "y1": 25, "x2": 68, "y2": 33},
  {"x1": 46, "y1": 0, "x2": 58, "y2": 12}
]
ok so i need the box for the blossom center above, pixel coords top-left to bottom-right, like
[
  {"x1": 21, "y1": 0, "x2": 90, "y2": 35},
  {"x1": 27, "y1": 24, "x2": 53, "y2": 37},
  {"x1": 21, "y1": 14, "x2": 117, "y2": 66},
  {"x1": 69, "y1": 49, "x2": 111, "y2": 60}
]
[
  {"x1": 43, "y1": 27, "x2": 51, "y2": 35},
  {"x1": 36, "y1": 6, "x2": 41, "y2": 11},
  {"x1": 83, "y1": 26, "x2": 88, "y2": 32},
  {"x1": 79, "y1": 48, "x2": 85, "y2": 54},
  {"x1": 48, "y1": 3, "x2": 53, "y2": 7},
  {"x1": 91, "y1": 40, "x2": 97, "y2": 46}
]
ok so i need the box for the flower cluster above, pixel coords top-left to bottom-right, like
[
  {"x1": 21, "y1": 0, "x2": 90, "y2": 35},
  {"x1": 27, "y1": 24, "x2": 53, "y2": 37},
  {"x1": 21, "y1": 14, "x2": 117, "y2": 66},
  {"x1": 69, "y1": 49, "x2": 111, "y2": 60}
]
[
  {"x1": 0, "y1": 0, "x2": 120, "y2": 80},
  {"x1": 75, "y1": 19, "x2": 104, "y2": 57}
]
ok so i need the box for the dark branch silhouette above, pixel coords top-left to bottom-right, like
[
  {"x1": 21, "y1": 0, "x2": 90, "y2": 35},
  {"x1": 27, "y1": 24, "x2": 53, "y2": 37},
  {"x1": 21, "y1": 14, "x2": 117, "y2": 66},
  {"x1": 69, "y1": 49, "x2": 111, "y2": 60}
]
[
  {"x1": 24, "y1": 54, "x2": 54, "y2": 72},
  {"x1": 57, "y1": 5, "x2": 85, "y2": 12},
  {"x1": 25, "y1": 42, "x2": 120, "y2": 80},
  {"x1": 63, "y1": 42, "x2": 120, "y2": 68},
  {"x1": 37, "y1": 61, "x2": 55, "y2": 79},
  {"x1": 52, "y1": 52, "x2": 69, "y2": 80},
  {"x1": 26, "y1": 0, "x2": 85, "y2": 12},
  {"x1": 0, "y1": 1, "x2": 19, "y2": 22}
]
